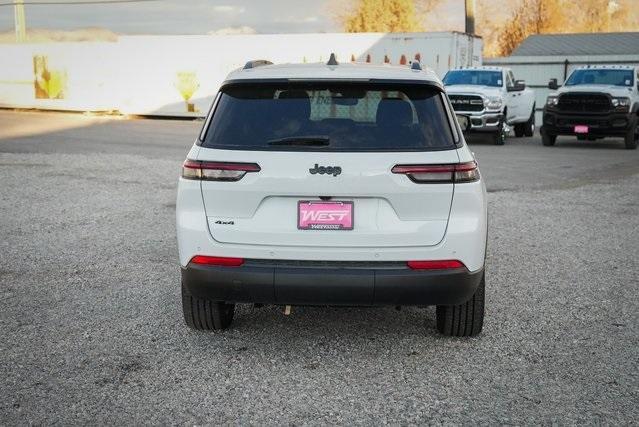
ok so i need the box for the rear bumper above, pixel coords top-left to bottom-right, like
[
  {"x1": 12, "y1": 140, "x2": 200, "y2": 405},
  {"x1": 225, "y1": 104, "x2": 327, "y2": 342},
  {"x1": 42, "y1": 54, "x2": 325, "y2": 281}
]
[
  {"x1": 542, "y1": 110, "x2": 633, "y2": 136},
  {"x1": 181, "y1": 260, "x2": 484, "y2": 306}
]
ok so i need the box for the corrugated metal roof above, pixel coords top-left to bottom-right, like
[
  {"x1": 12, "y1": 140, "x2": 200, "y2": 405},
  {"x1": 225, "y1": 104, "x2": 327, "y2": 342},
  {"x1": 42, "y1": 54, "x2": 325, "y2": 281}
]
[{"x1": 511, "y1": 32, "x2": 639, "y2": 56}]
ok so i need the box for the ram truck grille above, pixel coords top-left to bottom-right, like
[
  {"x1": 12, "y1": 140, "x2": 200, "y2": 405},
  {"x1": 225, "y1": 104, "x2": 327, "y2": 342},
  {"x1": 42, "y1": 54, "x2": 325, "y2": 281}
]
[
  {"x1": 557, "y1": 93, "x2": 611, "y2": 113},
  {"x1": 448, "y1": 95, "x2": 484, "y2": 112}
]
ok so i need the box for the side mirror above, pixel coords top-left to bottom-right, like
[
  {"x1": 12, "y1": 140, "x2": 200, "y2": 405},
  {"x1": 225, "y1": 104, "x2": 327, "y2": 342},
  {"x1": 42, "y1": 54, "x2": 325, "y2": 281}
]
[
  {"x1": 507, "y1": 80, "x2": 526, "y2": 92},
  {"x1": 456, "y1": 114, "x2": 471, "y2": 132},
  {"x1": 548, "y1": 78, "x2": 559, "y2": 90}
]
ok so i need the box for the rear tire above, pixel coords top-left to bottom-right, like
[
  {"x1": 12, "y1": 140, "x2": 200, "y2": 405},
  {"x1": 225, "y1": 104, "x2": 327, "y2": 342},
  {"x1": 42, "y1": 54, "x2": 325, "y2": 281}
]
[
  {"x1": 514, "y1": 123, "x2": 525, "y2": 138},
  {"x1": 523, "y1": 105, "x2": 535, "y2": 137},
  {"x1": 625, "y1": 117, "x2": 637, "y2": 150},
  {"x1": 436, "y1": 273, "x2": 485, "y2": 337},
  {"x1": 182, "y1": 282, "x2": 235, "y2": 330},
  {"x1": 541, "y1": 129, "x2": 556, "y2": 146}
]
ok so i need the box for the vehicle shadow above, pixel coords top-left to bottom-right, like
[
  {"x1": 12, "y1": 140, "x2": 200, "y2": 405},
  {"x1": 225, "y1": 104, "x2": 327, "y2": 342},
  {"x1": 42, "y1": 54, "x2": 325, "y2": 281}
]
[
  {"x1": 463, "y1": 133, "x2": 537, "y2": 146},
  {"x1": 181, "y1": 303, "x2": 483, "y2": 348},
  {"x1": 553, "y1": 136, "x2": 629, "y2": 150},
  {"x1": 463, "y1": 134, "x2": 498, "y2": 145}
]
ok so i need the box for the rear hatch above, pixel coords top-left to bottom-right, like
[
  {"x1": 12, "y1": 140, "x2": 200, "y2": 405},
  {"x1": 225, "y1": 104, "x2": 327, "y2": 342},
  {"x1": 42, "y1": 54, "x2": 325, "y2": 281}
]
[{"x1": 197, "y1": 80, "x2": 461, "y2": 248}]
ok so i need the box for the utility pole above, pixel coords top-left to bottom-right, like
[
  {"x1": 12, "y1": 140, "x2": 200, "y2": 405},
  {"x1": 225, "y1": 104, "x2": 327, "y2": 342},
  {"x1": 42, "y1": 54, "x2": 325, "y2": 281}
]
[
  {"x1": 14, "y1": 0, "x2": 27, "y2": 42},
  {"x1": 464, "y1": 0, "x2": 475, "y2": 35}
]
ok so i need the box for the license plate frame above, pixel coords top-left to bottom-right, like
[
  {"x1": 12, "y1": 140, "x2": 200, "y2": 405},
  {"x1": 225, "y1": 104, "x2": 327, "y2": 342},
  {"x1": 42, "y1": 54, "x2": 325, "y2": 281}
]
[{"x1": 297, "y1": 200, "x2": 354, "y2": 231}]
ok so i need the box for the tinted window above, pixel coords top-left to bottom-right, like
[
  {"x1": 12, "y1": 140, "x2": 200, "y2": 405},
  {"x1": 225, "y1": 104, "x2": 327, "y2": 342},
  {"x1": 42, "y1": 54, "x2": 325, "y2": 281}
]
[
  {"x1": 565, "y1": 69, "x2": 634, "y2": 87},
  {"x1": 202, "y1": 83, "x2": 455, "y2": 152},
  {"x1": 443, "y1": 70, "x2": 503, "y2": 87}
]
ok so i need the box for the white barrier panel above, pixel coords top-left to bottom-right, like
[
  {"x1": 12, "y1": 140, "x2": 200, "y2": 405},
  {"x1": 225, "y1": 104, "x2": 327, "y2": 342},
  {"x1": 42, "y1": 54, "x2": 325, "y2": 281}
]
[
  {"x1": 1, "y1": 42, "x2": 120, "y2": 112},
  {"x1": 0, "y1": 32, "x2": 481, "y2": 117}
]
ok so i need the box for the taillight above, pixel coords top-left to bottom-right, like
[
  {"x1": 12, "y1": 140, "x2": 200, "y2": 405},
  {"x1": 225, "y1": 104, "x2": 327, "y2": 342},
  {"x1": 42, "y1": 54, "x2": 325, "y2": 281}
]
[
  {"x1": 407, "y1": 260, "x2": 465, "y2": 270},
  {"x1": 182, "y1": 159, "x2": 260, "y2": 181},
  {"x1": 392, "y1": 161, "x2": 479, "y2": 183},
  {"x1": 190, "y1": 255, "x2": 244, "y2": 267}
]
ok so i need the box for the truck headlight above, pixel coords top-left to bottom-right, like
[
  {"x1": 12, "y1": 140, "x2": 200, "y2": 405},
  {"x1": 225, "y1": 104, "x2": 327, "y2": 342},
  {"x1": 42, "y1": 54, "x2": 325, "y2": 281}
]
[
  {"x1": 612, "y1": 97, "x2": 630, "y2": 111},
  {"x1": 484, "y1": 97, "x2": 502, "y2": 110},
  {"x1": 546, "y1": 96, "x2": 558, "y2": 107}
]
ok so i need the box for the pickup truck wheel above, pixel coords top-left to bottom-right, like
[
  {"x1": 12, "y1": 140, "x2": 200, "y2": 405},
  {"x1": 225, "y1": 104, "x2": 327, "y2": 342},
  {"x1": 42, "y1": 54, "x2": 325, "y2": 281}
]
[
  {"x1": 625, "y1": 118, "x2": 637, "y2": 150},
  {"x1": 514, "y1": 123, "x2": 525, "y2": 138},
  {"x1": 182, "y1": 282, "x2": 235, "y2": 330},
  {"x1": 436, "y1": 273, "x2": 485, "y2": 337},
  {"x1": 523, "y1": 105, "x2": 535, "y2": 137},
  {"x1": 541, "y1": 129, "x2": 556, "y2": 146},
  {"x1": 492, "y1": 121, "x2": 506, "y2": 145}
]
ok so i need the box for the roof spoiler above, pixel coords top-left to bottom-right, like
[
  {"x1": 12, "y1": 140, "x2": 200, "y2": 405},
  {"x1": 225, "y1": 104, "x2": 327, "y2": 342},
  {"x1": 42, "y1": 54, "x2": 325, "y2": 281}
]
[{"x1": 243, "y1": 60, "x2": 273, "y2": 70}]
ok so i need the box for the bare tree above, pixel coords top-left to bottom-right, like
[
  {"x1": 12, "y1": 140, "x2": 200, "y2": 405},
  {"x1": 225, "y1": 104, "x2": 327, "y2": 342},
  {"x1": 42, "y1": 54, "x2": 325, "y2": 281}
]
[
  {"x1": 490, "y1": 0, "x2": 637, "y2": 57},
  {"x1": 331, "y1": 0, "x2": 441, "y2": 33},
  {"x1": 495, "y1": 0, "x2": 565, "y2": 57},
  {"x1": 575, "y1": 0, "x2": 632, "y2": 32}
]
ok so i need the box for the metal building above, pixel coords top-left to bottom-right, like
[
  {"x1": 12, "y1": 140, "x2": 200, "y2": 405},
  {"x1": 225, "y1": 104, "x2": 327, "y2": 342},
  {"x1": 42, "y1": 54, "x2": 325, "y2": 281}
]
[{"x1": 484, "y1": 32, "x2": 639, "y2": 124}]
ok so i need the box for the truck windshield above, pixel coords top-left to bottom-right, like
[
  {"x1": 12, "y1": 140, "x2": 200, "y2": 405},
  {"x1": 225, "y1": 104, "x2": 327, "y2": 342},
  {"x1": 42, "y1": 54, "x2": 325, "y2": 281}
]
[
  {"x1": 201, "y1": 82, "x2": 456, "y2": 152},
  {"x1": 565, "y1": 69, "x2": 634, "y2": 87},
  {"x1": 442, "y1": 70, "x2": 502, "y2": 87}
]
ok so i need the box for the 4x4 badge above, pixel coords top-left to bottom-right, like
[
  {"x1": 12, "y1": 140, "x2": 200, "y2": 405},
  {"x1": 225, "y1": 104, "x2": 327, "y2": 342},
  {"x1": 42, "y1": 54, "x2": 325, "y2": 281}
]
[{"x1": 309, "y1": 164, "x2": 342, "y2": 177}]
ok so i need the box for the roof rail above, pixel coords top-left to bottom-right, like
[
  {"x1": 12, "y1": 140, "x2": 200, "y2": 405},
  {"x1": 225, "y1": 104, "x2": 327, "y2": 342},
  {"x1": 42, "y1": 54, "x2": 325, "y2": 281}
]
[
  {"x1": 243, "y1": 59, "x2": 273, "y2": 70},
  {"x1": 327, "y1": 53, "x2": 338, "y2": 66},
  {"x1": 411, "y1": 61, "x2": 422, "y2": 71}
]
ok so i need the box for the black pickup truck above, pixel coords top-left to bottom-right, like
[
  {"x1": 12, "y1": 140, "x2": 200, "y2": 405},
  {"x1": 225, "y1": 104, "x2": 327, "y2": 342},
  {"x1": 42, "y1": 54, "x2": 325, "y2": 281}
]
[{"x1": 541, "y1": 66, "x2": 639, "y2": 149}]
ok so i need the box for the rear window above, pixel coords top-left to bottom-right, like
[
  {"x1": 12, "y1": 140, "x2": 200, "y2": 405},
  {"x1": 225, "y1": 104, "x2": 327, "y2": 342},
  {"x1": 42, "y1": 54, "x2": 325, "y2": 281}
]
[{"x1": 201, "y1": 83, "x2": 456, "y2": 151}]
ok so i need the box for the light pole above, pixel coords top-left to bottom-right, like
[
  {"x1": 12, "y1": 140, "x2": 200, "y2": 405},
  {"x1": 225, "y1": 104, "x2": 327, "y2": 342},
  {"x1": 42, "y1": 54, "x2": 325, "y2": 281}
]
[
  {"x1": 14, "y1": 0, "x2": 27, "y2": 42},
  {"x1": 465, "y1": 0, "x2": 475, "y2": 35}
]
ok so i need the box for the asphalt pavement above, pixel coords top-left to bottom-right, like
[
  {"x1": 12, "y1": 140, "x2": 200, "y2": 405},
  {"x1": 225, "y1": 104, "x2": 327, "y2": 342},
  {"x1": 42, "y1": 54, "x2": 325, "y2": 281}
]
[{"x1": 0, "y1": 111, "x2": 637, "y2": 424}]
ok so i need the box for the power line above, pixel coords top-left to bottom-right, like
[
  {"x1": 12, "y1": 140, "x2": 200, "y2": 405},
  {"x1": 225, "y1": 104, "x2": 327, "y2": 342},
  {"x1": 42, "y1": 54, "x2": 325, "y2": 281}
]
[{"x1": 0, "y1": 0, "x2": 160, "y2": 6}]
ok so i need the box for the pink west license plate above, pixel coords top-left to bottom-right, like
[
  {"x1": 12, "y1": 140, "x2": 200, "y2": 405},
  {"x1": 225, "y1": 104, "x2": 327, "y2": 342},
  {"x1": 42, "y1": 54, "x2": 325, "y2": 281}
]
[
  {"x1": 574, "y1": 125, "x2": 589, "y2": 134},
  {"x1": 298, "y1": 201, "x2": 354, "y2": 230}
]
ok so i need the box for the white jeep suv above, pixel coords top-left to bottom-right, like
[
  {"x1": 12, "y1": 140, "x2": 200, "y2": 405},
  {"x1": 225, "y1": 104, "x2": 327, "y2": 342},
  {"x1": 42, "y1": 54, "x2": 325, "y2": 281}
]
[{"x1": 176, "y1": 56, "x2": 488, "y2": 336}]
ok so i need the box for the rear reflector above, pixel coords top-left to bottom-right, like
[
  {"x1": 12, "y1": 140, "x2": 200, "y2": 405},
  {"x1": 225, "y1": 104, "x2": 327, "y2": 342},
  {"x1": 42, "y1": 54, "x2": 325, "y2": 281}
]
[
  {"x1": 190, "y1": 255, "x2": 244, "y2": 267},
  {"x1": 182, "y1": 159, "x2": 260, "y2": 181},
  {"x1": 392, "y1": 161, "x2": 479, "y2": 183},
  {"x1": 407, "y1": 260, "x2": 465, "y2": 270}
]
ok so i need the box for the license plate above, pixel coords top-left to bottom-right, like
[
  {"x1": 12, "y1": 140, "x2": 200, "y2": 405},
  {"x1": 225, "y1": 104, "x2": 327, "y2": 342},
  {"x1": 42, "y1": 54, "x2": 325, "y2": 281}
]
[
  {"x1": 574, "y1": 125, "x2": 589, "y2": 134},
  {"x1": 298, "y1": 201, "x2": 353, "y2": 230}
]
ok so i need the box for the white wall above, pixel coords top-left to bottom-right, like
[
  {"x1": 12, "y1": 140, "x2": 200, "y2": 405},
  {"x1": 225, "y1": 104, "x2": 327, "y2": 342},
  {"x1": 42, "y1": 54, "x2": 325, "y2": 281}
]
[{"x1": 0, "y1": 32, "x2": 481, "y2": 117}]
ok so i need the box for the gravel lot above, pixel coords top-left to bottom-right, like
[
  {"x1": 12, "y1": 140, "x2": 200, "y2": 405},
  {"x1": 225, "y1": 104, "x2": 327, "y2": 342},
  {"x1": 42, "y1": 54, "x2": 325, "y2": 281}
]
[{"x1": 1, "y1": 111, "x2": 638, "y2": 424}]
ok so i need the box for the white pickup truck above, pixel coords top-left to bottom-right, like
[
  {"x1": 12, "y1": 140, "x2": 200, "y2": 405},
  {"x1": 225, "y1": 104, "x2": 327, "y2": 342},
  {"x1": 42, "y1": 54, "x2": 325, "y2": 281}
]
[
  {"x1": 443, "y1": 66, "x2": 536, "y2": 145},
  {"x1": 541, "y1": 65, "x2": 639, "y2": 149}
]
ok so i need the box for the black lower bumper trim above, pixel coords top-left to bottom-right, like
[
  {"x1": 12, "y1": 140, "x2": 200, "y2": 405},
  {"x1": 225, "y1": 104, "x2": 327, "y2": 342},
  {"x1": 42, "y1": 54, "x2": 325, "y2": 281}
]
[
  {"x1": 181, "y1": 260, "x2": 484, "y2": 306},
  {"x1": 542, "y1": 110, "x2": 633, "y2": 136}
]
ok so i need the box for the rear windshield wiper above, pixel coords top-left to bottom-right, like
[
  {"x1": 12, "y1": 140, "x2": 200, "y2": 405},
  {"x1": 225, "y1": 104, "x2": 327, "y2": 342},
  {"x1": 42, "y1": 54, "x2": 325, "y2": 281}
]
[{"x1": 267, "y1": 136, "x2": 330, "y2": 146}]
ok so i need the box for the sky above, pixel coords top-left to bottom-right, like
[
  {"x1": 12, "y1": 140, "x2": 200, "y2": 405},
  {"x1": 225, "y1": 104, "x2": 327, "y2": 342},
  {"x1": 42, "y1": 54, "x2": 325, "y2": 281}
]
[{"x1": 0, "y1": 0, "x2": 466, "y2": 35}]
